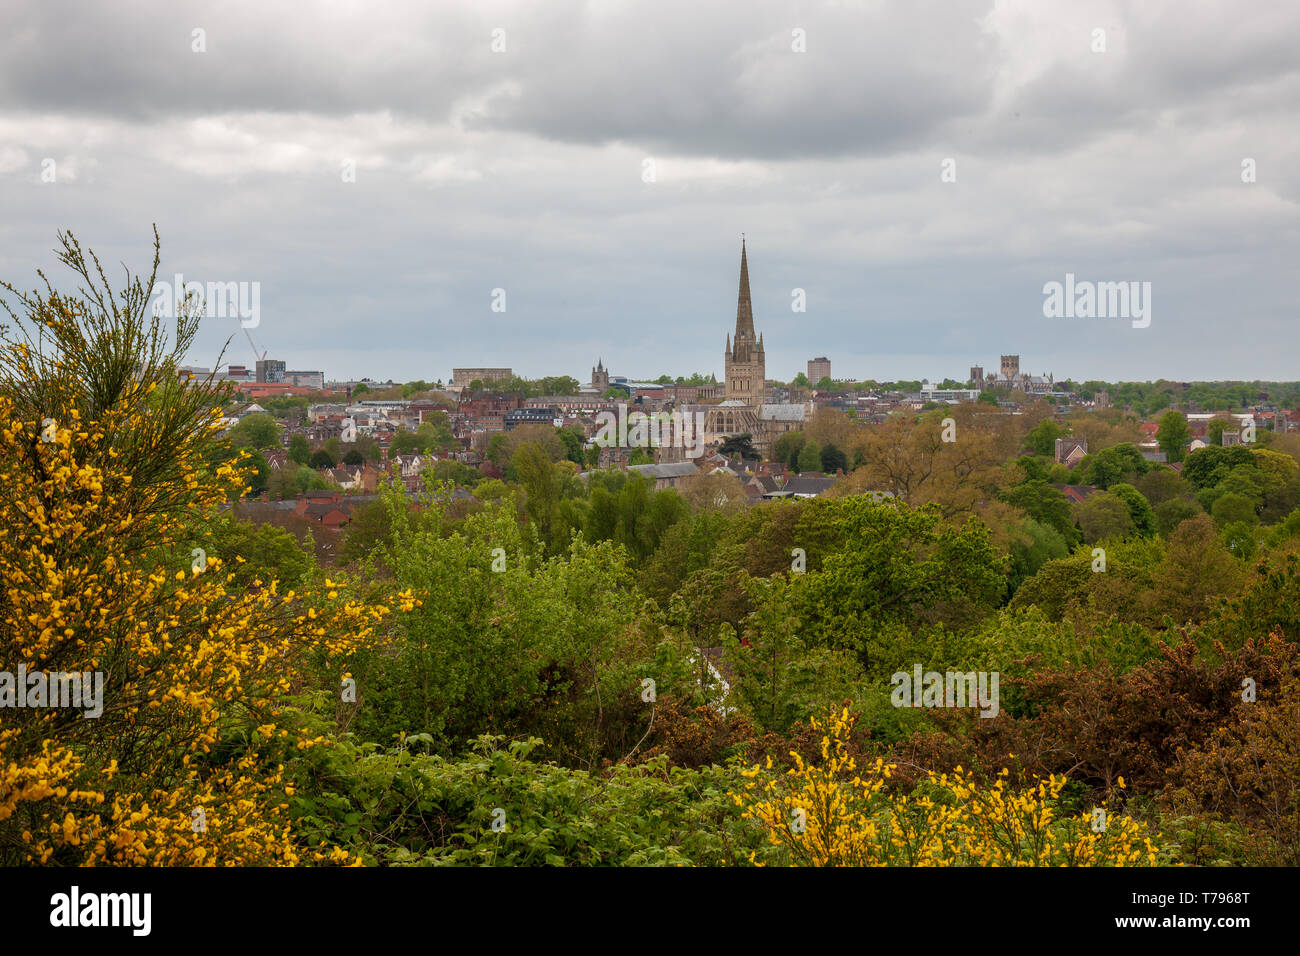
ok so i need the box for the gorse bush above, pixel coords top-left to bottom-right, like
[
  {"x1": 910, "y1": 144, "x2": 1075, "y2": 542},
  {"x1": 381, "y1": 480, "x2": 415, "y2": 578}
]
[
  {"x1": 0, "y1": 231, "x2": 408, "y2": 865},
  {"x1": 733, "y1": 709, "x2": 1165, "y2": 867}
]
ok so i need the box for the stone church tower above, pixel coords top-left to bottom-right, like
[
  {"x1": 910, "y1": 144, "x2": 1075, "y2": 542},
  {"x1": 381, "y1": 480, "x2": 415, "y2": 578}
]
[
  {"x1": 591, "y1": 358, "x2": 609, "y2": 391},
  {"x1": 724, "y1": 238, "x2": 765, "y2": 405}
]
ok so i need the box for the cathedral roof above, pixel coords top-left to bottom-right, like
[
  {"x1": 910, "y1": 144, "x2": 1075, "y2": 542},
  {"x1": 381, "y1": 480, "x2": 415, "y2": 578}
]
[{"x1": 759, "y1": 403, "x2": 807, "y2": 421}]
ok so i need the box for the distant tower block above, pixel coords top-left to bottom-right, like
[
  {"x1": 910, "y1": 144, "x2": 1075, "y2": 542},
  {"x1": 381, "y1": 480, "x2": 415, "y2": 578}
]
[
  {"x1": 1000, "y1": 355, "x2": 1020, "y2": 382},
  {"x1": 808, "y1": 357, "x2": 831, "y2": 383}
]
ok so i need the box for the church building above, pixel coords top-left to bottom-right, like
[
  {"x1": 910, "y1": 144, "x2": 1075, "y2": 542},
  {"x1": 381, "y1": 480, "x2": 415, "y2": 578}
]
[{"x1": 704, "y1": 239, "x2": 807, "y2": 456}]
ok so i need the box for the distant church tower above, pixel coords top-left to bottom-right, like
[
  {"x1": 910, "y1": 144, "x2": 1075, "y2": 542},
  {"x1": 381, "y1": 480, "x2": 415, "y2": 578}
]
[
  {"x1": 591, "y1": 358, "x2": 609, "y2": 391},
  {"x1": 724, "y1": 238, "x2": 765, "y2": 406}
]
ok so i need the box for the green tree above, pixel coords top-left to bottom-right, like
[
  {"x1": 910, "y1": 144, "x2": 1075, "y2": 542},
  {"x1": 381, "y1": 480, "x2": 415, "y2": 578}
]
[
  {"x1": 295, "y1": 465, "x2": 333, "y2": 493},
  {"x1": 288, "y1": 432, "x2": 311, "y2": 464},
  {"x1": 1109, "y1": 482, "x2": 1156, "y2": 537},
  {"x1": 557, "y1": 426, "x2": 586, "y2": 467},
  {"x1": 339, "y1": 500, "x2": 394, "y2": 565},
  {"x1": 1076, "y1": 443, "x2": 1149, "y2": 489},
  {"x1": 1182, "y1": 445, "x2": 1254, "y2": 489},
  {"x1": 820, "y1": 442, "x2": 849, "y2": 474},
  {"x1": 514, "y1": 442, "x2": 564, "y2": 552},
  {"x1": 1024, "y1": 419, "x2": 1065, "y2": 457},
  {"x1": 1073, "y1": 491, "x2": 1135, "y2": 543},
  {"x1": 1220, "y1": 521, "x2": 1257, "y2": 561},
  {"x1": 309, "y1": 449, "x2": 336, "y2": 469},
  {"x1": 773, "y1": 431, "x2": 805, "y2": 468},
  {"x1": 719, "y1": 433, "x2": 759, "y2": 461},
  {"x1": 1156, "y1": 411, "x2": 1191, "y2": 463},
  {"x1": 196, "y1": 512, "x2": 313, "y2": 588},
  {"x1": 789, "y1": 497, "x2": 1006, "y2": 672},
  {"x1": 1006, "y1": 518, "x2": 1071, "y2": 596},
  {"x1": 1003, "y1": 480, "x2": 1082, "y2": 548},
  {"x1": 1212, "y1": 492, "x2": 1257, "y2": 526},
  {"x1": 1134, "y1": 466, "x2": 1193, "y2": 506},
  {"x1": 390, "y1": 430, "x2": 425, "y2": 457},
  {"x1": 228, "y1": 412, "x2": 282, "y2": 450},
  {"x1": 1149, "y1": 513, "x2": 1243, "y2": 622},
  {"x1": 797, "y1": 440, "x2": 822, "y2": 473},
  {"x1": 729, "y1": 575, "x2": 863, "y2": 735},
  {"x1": 1154, "y1": 498, "x2": 1202, "y2": 536}
]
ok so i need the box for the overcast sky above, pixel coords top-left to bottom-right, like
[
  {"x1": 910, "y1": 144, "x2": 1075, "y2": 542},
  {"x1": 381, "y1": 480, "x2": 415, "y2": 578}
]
[{"x1": 1, "y1": 0, "x2": 1296, "y2": 385}]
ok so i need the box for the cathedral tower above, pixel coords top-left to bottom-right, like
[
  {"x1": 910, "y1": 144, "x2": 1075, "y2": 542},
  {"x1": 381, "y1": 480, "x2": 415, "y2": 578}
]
[{"x1": 724, "y1": 238, "x2": 765, "y2": 406}]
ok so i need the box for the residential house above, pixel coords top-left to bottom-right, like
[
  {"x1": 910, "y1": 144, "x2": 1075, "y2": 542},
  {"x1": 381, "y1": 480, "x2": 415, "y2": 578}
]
[{"x1": 1054, "y1": 436, "x2": 1089, "y2": 468}]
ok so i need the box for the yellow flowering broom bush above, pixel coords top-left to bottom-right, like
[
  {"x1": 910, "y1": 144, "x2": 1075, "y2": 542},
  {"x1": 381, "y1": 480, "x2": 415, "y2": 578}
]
[
  {"x1": 732, "y1": 707, "x2": 1166, "y2": 866},
  {"x1": 0, "y1": 229, "x2": 407, "y2": 865}
]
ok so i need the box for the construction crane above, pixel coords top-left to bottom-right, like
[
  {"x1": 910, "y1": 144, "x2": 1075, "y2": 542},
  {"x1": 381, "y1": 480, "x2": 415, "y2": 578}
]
[{"x1": 243, "y1": 326, "x2": 267, "y2": 362}]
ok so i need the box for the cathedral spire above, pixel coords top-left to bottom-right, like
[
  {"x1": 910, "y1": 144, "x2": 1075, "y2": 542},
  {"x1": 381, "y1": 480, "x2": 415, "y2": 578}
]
[{"x1": 734, "y1": 238, "x2": 754, "y2": 339}]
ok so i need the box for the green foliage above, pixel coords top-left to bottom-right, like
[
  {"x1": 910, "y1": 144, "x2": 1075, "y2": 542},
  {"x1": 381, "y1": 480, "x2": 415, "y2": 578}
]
[
  {"x1": 727, "y1": 574, "x2": 865, "y2": 734},
  {"x1": 295, "y1": 464, "x2": 333, "y2": 493},
  {"x1": 338, "y1": 483, "x2": 694, "y2": 764},
  {"x1": 1003, "y1": 480, "x2": 1082, "y2": 549},
  {"x1": 1220, "y1": 522, "x2": 1257, "y2": 561},
  {"x1": 774, "y1": 431, "x2": 805, "y2": 469},
  {"x1": 583, "y1": 473, "x2": 689, "y2": 563},
  {"x1": 1006, "y1": 518, "x2": 1070, "y2": 595},
  {"x1": 1024, "y1": 419, "x2": 1065, "y2": 457},
  {"x1": 556, "y1": 426, "x2": 585, "y2": 467},
  {"x1": 1076, "y1": 444, "x2": 1149, "y2": 489},
  {"x1": 718, "y1": 433, "x2": 758, "y2": 461},
  {"x1": 228, "y1": 412, "x2": 282, "y2": 450},
  {"x1": 1154, "y1": 498, "x2": 1202, "y2": 536},
  {"x1": 286, "y1": 732, "x2": 770, "y2": 866},
  {"x1": 192, "y1": 513, "x2": 313, "y2": 588},
  {"x1": 1109, "y1": 483, "x2": 1156, "y2": 537},
  {"x1": 1212, "y1": 492, "x2": 1258, "y2": 526},
  {"x1": 288, "y1": 433, "x2": 311, "y2": 465},
  {"x1": 1155, "y1": 411, "x2": 1191, "y2": 463},
  {"x1": 1073, "y1": 491, "x2": 1134, "y2": 543},
  {"x1": 1183, "y1": 445, "x2": 1254, "y2": 489},
  {"x1": 819, "y1": 442, "x2": 849, "y2": 474},
  {"x1": 796, "y1": 440, "x2": 821, "y2": 473},
  {"x1": 339, "y1": 501, "x2": 394, "y2": 566},
  {"x1": 786, "y1": 497, "x2": 1006, "y2": 675}
]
